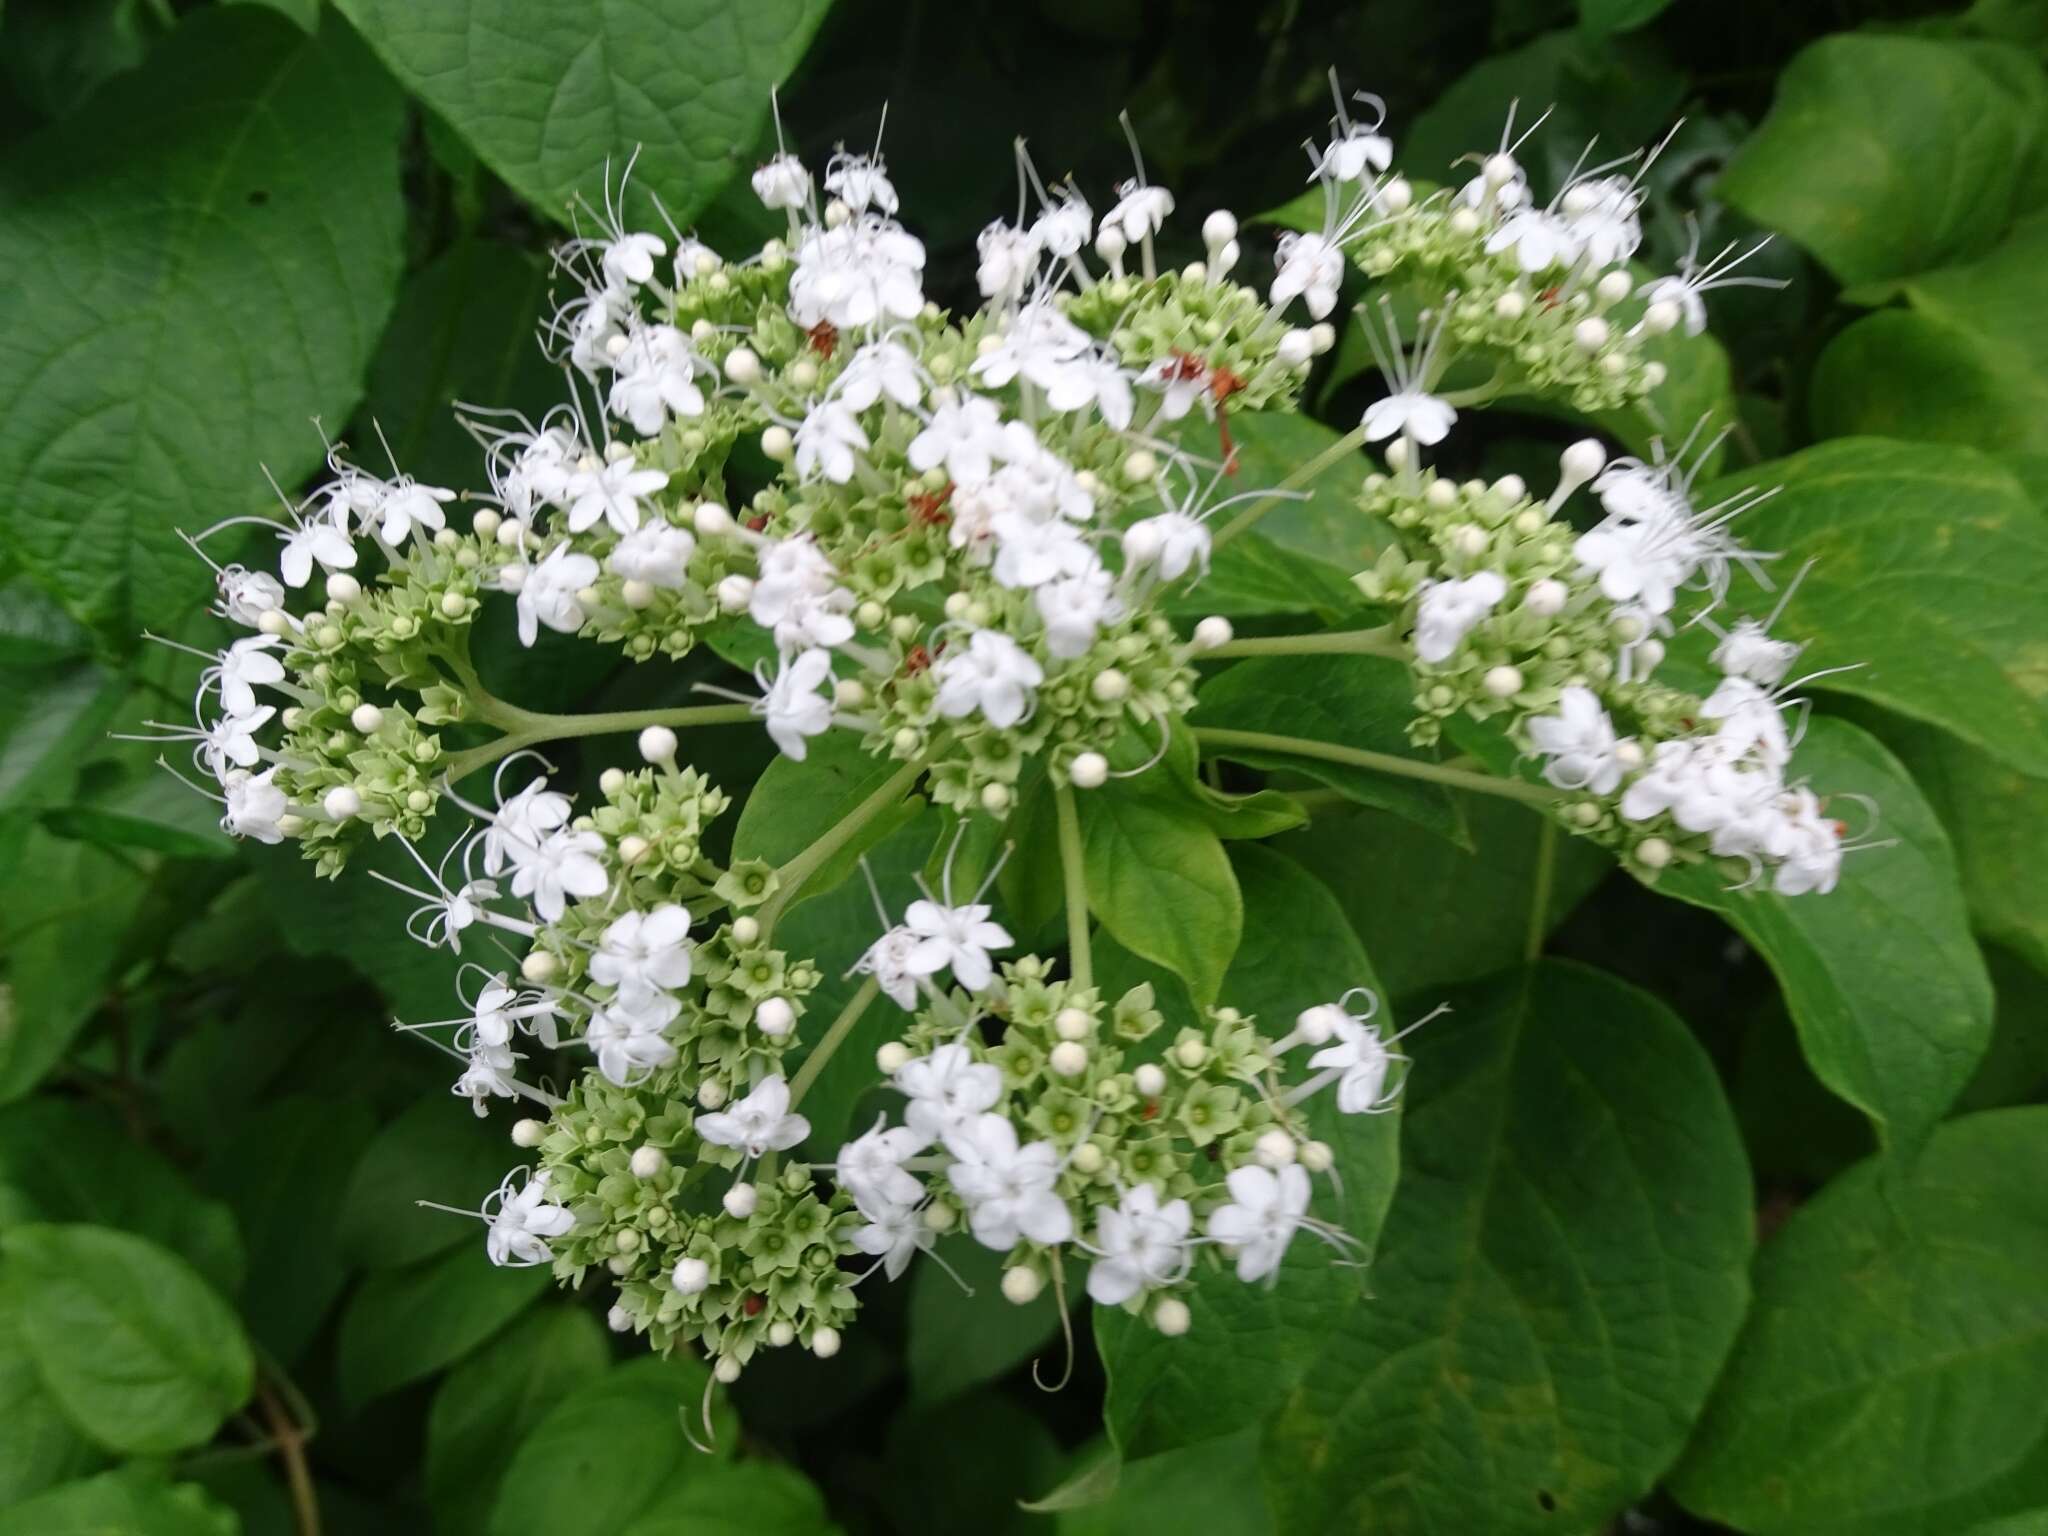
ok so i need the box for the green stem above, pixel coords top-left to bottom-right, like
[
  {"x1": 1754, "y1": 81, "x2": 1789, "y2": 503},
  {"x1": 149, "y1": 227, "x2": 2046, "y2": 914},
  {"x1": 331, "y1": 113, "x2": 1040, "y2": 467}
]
[
  {"x1": 1205, "y1": 626, "x2": 1405, "y2": 661},
  {"x1": 1192, "y1": 727, "x2": 1565, "y2": 809},
  {"x1": 757, "y1": 759, "x2": 924, "y2": 936},
  {"x1": 1526, "y1": 818, "x2": 1558, "y2": 962},
  {"x1": 788, "y1": 976, "x2": 881, "y2": 1111},
  {"x1": 1210, "y1": 424, "x2": 1369, "y2": 549},
  {"x1": 1053, "y1": 783, "x2": 1092, "y2": 993},
  {"x1": 442, "y1": 703, "x2": 756, "y2": 782}
]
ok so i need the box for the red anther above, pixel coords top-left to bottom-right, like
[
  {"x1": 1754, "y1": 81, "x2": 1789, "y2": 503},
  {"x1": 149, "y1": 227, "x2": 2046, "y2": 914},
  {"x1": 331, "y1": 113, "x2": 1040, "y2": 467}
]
[
  {"x1": 743, "y1": 1293, "x2": 764, "y2": 1317},
  {"x1": 904, "y1": 644, "x2": 932, "y2": 676},
  {"x1": 1538, "y1": 285, "x2": 1562, "y2": 309},
  {"x1": 1141, "y1": 1099, "x2": 1160, "y2": 1120},
  {"x1": 807, "y1": 320, "x2": 839, "y2": 358},
  {"x1": 1165, "y1": 350, "x2": 1207, "y2": 382},
  {"x1": 908, "y1": 484, "x2": 954, "y2": 526},
  {"x1": 746, "y1": 512, "x2": 770, "y2": 532}
]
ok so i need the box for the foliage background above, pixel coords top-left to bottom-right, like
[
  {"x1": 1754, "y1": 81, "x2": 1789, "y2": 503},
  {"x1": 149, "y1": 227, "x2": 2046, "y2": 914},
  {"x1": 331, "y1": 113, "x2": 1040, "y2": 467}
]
[{"x1": 2, "y1": 0, "x2": 2046, "y2": 1532}]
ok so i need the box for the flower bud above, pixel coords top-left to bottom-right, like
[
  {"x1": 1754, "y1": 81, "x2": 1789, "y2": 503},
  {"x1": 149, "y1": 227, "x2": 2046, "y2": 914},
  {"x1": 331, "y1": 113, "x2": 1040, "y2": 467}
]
[
  {"x1": 1295, "y1": 1004, "x2": 1344, "y2": 1046},
  {"x1": 521, "y1": 949, "x2": 559, "y2": 983},
  {"x1": 1448, "y1": 207, "x2": 1480, "y2": 237},
  {"x1": 630, "y1": 1146, "x2": 668, "y2": 1179},
  {"x1": 511, "y1": 1118, "x2": 547, "y2": 1148},
  {"x1": 1121, "y1": 449, "x2": 1158, "y2": 484},
  {"x1": 1154, "y1": 1297, "x2": 1191, "y2": 1336},
  {"x1": 1068, "y1": 751, "x2": 1109, "y2": 790},
  {"x1": 1071, "y1": 1141, "x2": 1106, "y2": 1174},
  {"x1": 1615, "y1": 739, "x2": 1645, "y2": 771},
  {"x1": 322, "y1": 785, "x2": 362, "y2": 820},
  {"x1": 1492, "y1": 474, "x2": 1527, "y2": 504},
  {"x1": 723, "y1": 1183, "x2": 759, "y2": 1219},
  {"x1": 1049, "y1": 1041, "x2": 1089, "y2": 1077},
  {"x1": 760, "y1": 426, "x2": 794, "y2": 462},
  {"x1": 723, "y1": 347, "x2": 762, "y2": 385},
  {"x1": 755, "y1": 997, "x2": 796, "y2": 1037},
  {"x1": 599, "y1": 767, "x2": 627, "y2": 796},
  {"x1": 1380, "y1": 177, "x2": 1413, "y2": 214},
  {"x1": 1299, "y1": 1139, "x2": 1335, "y2": 1173},
  {"x1": 699, "y1": 1080, "x2": 728, "y2": 1110},
  {"x1": 1094, "y1": 226, "x2": 1127, "y2": 264},
  {"x1": 1596, "y1": 270, "x2": 1633, "y2": 306},
  {"x1": 694, "y1": 502, "x2": 735, "y2": 537},
  {"x1": 1642, "y1": 362, "x2": 1667, "y2": 388},
  {"x1": 621, "y1": 579, "x2": 655, "y2": 610},
  {"x1": 1133, "y1": 1062, "x2": 1167, "y2": 1097},
  {"x1": 618, "y1": 835, "x2": 650, "y2": 866},
  {"x1": 922, "y1": 1201, "x2": 956, "y2": 1231},
  {"x1": 1523, "y1": 578, "x2": 1569, "y2": 617},
  {"x1": 1090, "y1": 668, "x2": 1130, "y2": 703},
  {"x1": 1175, "y1": 1039, "x2": 1208, "y2": 1070},
  {"x1": 1201, "y1": 209, "x2": 1238, "y2": 248},
  {"x1": 1636, "y1": 837, "x2": 1673, "y2": 870},
  {"x1": 1001, "y1": 1266, "x2": 1044, "y2": 1305},
  {"x1": 1573, "y1": 317, "x2": 1610, "y2": 352},
  {"x1": 1308, "y1": 322, "x2": 1336, "y2": 355},
  {"x1": 350, "y1": 703, "x2": 384, "y2": 734},
  {"x1": 810, "y1": 1326, "x2": 842, "y2": 1359},
  {"x1": 327, "y1": 573, "x2": 361, "y2": 603},
  {"x1": 1641, "y1": 299, "x2": 1680, "y2": 336},
  {"x1": 713, "y1": 1356, "x2": 743, "y2": 1384},
  {"x1": 638, "y1": 725, "x2": 678, "y2": 765},
  {"x1": 732, "y1": 915, "x2": 761, "y2": 945},
  {"x1": 1483, "y1": 665, "x2": 1524, "y2": 700},
  {"x1": 673, "y1": 1256, "x2": 710, "y2": 1294},
  {"x1": 788, "y1": 358, "x2": 819, "y2": 390},
  {"x1": 1277, "y1": 328, "x2": 1314, "y2": 367},
  {"x1": 1494, "y1": 291, "x2": 1526, "y2": 321},
  {"x1": 1054, "y1": 1007, "x2": 1092, "y2": 1041},
  {"x1": 1255, "y1": 1129, "x2": 1297, "y2": 1168},
  {"x1": 877, "y1": 1041, "x2": 911, "y2": 1073}
]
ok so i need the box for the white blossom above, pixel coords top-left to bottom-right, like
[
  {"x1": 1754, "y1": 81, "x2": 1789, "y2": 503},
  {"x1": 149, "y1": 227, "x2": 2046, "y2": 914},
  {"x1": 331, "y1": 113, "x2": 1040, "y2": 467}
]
[
  {"x1": 895, "y1": 1042, "x2": 1003, "y2": 1142},
  {"x1": 931, "y1": 629, "x2": 1043, "y2": 728},
  {"x1": 943, "y1": 1112, "x2": 1073, "y2": 1250},
  {"x1": 1412, "y1": 571, "x2": 1506, "y2": 664},
  {"x1": 697, "y1": 1074, "x2": 811, "y2": 1158},
  {"x1": 486, "y1": 1171, "x2": 575, "y2": 1266},
  {"x1": 588, "y1": 904, "x2": 694, "y2": 1008},
  {"x1": 1205, "y1": 1163, "x2": 1310, "y2": 1283},
  {"x1": 1085, "y1": 1183, "x2": 1191, "y2": 1305},
  {"x1": 902, "y1": 897, "x2": 1012, "y2": 992}
]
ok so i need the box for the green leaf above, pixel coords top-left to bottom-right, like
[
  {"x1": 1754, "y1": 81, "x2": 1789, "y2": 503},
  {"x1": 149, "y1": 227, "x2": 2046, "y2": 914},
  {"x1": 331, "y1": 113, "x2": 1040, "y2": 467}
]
[
  {"x1": 1699, "y1": 439, "x2": 2048, "y2": 776},
  {"x1": 0, "y1": 1223, "x2": 254, "y2": 1455},
  {"x1": 0, "y1": 1098, "x2": 244, "y2": 1295},
  {"x1": 0, "y1": 663, "x2": 124, "y2": 816},
  {"x1": 1661, "y1": 717, "x2": 1993, "y2": 1159},
  {"x1": 0, "y1": 1284, "x2": 102, "y2": 1506},
  {"x1": 0, "y1": 8, "x2": 405, "y2": 642},
  {"x1": 488, "y1": 1355, "x2": 738, "y2": 1536},
  {"x1": 1264, "y1": 960, "x2": 1753, "y2": 1534},
  {"x1": 908, "y1": 1236, "x2": 1058, "y2": 1405},
  {"x1": 733, "y1": 730, "x2": 921, "y2": 912},
  {"x1": 1078, "y1": 769, "x2": 1241, "y2": 1008},
  {"x1": 336, "y1": 1238, "x2": 552, "y2": 1407},
  {"x1": 331, "y1": 0, "x2": 834, "y2": 227},
  {"x1": 883, "y1": 1388, "x2": 1062, "y2": 1536},
  {"x1": 0, "y1": 1469, "x2": 237, "y2": 1536},
  {"x1": 1279, "y1": 798, "x2": 1608, "y2": 999},
  {"x1": 1812, "y1": 308, "x2": 2048, "y2": 461},
  {"x1": 1095, "y1": 845, "x2": 1399, "y2": 1456},
  {"x1": 620, "y1": 1462, "x2": 835, "y2": 1536},
  {"x1": 352, "y1": 239, "x2": 562, "y2": 491},
  {"x1": 1717, "y1": 35, "x2": 2038, "y2": 285},
  {"x1": 1194, "y1": 654, "x2": 1467, "y2": 844},
  {"x1": 1166, "y1": 530, "x2": 1364, "y2": 625},
  {"x1": 1577, "y1": 0, "x2": 1672, "y2": 35},
  {"x1": 1199, "y1": 411, "x2": 1390, "y2": 575},
  {"x1": 202, "y1": 1095, "x2": 377, "y2": 1362},
  {"x1": 428, "y1": 1306, "x2": 613, "y2": 1536},
  {"x1": 1052, "y1": 1433, "x2": 1272, "y2": 1536},
  {"x1": 1672, "y1": 1107, "x2": 2048, "y2": 1534},
  {"x1": 339, "y1": 1092, "x2": 524, "y2": 1269}
]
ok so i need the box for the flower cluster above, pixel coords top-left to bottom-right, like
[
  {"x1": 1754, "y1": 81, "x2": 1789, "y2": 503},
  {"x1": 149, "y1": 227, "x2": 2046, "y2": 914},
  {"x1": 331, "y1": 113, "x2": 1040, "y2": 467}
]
[{"x1": 136, "y1": 73, "x2": 1869, "y2": 1385}]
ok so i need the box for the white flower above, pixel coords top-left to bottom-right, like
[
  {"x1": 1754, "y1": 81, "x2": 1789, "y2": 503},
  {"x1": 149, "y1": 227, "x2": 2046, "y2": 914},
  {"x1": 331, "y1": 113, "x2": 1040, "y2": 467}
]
[
  {"x1": 507, "y1": 826, "x2": 609, "y2": 921},
  {"x1": 697, "y1": 1074, "x2": 810, "y2": 1159},
  {"x1": 482, "y1": 777, "x2": 572, "y2": 876},
  {"x1": 516, "y1": 545, "x2": 600, "y2": 647},
  {"x1": 932, "y1": 629, "x2": 1044, "y2": 729},
  {"x1": 454, "y1": 1038, "x2": 523, "y2": 1114},
  {"x1": 1031, "y1": 188, "x2": 1093, "y2": 257},
  {"x1": 835, "y1": 340, "x2": 924, "y2": 411},
  {"x1": 1035, "y1": 565, "x2": 1120, "y2": 658},
  {"x1": 990, "y1": 509, "x2": 1092, "y2": 592},
  {"x1": 486, "y1": 1171, "x2": 575, "y2": 1266},
  {"x1": 217, "y1": 566, "x2": 286, "y2": 627},
  {"x1": 1560, "y1": 175, "x2": 1642, "y2": 268},
  {"x1": 1412, "y1": 571, "x2": 1506, "y2": 663},
  {"x1": 908, "y1": 395, "x2": 1012, "y2": 486},
  {"x1": 1123, "y1": 512, "x2": 1211, "y2": 583},
  {"x1": 976, "y1": 221, "x2": 1042, "y2": 305},
  {"x1": 895, "y1": 1042, "x2": 1003, "y2": 1141},
  {"x1": 1315, "y1": 126, "x2": 1392, "y2": 183},
  {"x1": 588, "y1": 904, "x2": 693, "y2": 1008},
  {"x1": 1085, "y1": 1183, "x2": 1191, "y2": 1305},
  {"x1": 1701, "y1": 677, "x2": 1792, "y2": 769},
  {"x1": 496, "y1": 426, "x2": 580, "y2": 518},
  {"x1": 221, "y1": 768, "x2": 287, "y2": 843},
  {"x1": 824, "y1": 152, "x2": 898, "y2": 215},
  {"x1": 202, "y1": 706, "x2": 273, "y2": 779},
  {"x1": 603, "y1": 231, "x2": 667, "y2": 287},
  {"x1": 789, "y1": 218, "x2": 927, "y2": 331},
  {"x1": 1574, "y1": 522, "x2": 1683, "y2": 617},
  {"x1": 794, "y1": 398, "x2": 870, "y2": 484},
  {"x1": 759, "y1": 647, "x2": 837, "y2": 760},
  {"x1": 1358, "y1": 298, "x2": 1457, "y2": 446},
  {"x1": 560, "y1": 286, "x2": 630, "y2": 376},
  {"x1": 969, "y1": 300, "x2": 1092, "y2": 393},
  {"x1": 215, "y1": 636, "x2": 285, "y2": 718},
  {"x1": 1205, "y1": 1163, "x2": 1310, "y2": 1283},
  {"x1": 1526, "y1": 685, "x2": 1631, "y2": 794},
  {"x1": 278, "y1": 506, "x2": 355, "y2": 588},
  {"x1": 1139, "y1": 356, "x2": 1209, "y2": 422},
  {"x1": 376, "y1": 480, "x2": 456, "y2": 545},
  {"x1": 1770, "y1": 789, "x2": 1844, "y2": 896},
  {"x1": 1101, "y1": 180, "x2": 1174, "y2": 244},
  {"x1": 837, "y1": 1116, "x2": 929, "y2": 1210},
  {"x1": 608, "y1": 325, "x2": 707, "y2": 437},
  {"x1": 586, "y1": 995, "x2": 680, "y2": 1084},
  {"x1": 1307, "y1": 1016, "x2": 1400, "y2": 1114},
  {"x1": 566, "y1": 455, "x2": 669, "y2": 536},
  {"x1": 855, "y1": 925, "x2": 922, "y2": 1009},
  {"x1": 1270, "y1": 231, "x2": 1344, "y2": 320},
  {"x1": 752, "y1": 153, "x2": 812, "y2": 210},
  {"x1": 1713, "y1": 618, "x2": 1802, "y2": 687},
  {"x1": 902, "y1": 898, "x2": 1013, "y2": 992},
  {"x1": 942, "y1": 1113, "x2": 1073, "y2": 1250},
  {"x1": 1485, "y1": 209, "x2": 1581, "y2": 273},
  {"x1": 1362, "y1": 388, "x2": 1456, "y2": 446},
  {"x1": 606, "y1": 522, "x2": 696, "y2": 588},
  {"x1": 851, "y1": 1194, "x2": 932, "y2": 1280}
]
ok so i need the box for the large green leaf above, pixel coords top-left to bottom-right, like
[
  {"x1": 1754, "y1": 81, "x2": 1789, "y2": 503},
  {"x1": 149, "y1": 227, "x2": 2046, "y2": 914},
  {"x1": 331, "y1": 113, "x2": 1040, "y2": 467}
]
[
  {"x1": 331, "y1": 0, "x2": 833, "y2": 227},
  {"x1": 0, "y1": 1098, "x2": 244, "y2": 1295},
  {"x1": 732, "y1": 729, "x2": 921, "y2": 912},
  {"x1": 1717, "y1": 35, "x2": 2038, "y2": 285},
  {"x1": 0, "y1": 8, "x2": 405, "y2": 642},
  {"x1": 1077, "y1": 769, "x2": 1241, "y2": 1008},
  {"x1": 620, "y1": 1463, "x2": 835, "y2": 1536},
  {"x1": 336, "y1": 1239, "x2": 552, "y2": 1407},
  {"x1": 1701, "y1": 439, "x2": 2048, "y2": 776},
  {"x1": 428, "y1": 1306, "x2": 613, "y2": 1536},
  {"x1": 1194, "y1": 654, "x2": 1465, "y2": 843},
  {"x1": 1280, "y1": 798, "x2": 1608, "y2": 999},
  {"x1": 1051, "y1": 1433, "x2": 1272, "y2": 1536},
  {"x1": 1661, "y1": 718, "x2": 1992, "y2": 1159},
  {"x1": 0, "y1": 1470, "x2": 237, "y2": 1536},
  {"x1": 488, "y1": 1356, "x2": 738, "y2": 1536},
  {"x1": 1672, "y1": 1107, "x2": 2048, "y2": 1534},
  {"x1": 908, "y1": 1236, "x2": 1059, "y2": 1406},
  {"x1": 0, "y1": 1224, "x2": 254, "y2": 1455},
  {"x1": 1263, "y1": 960, "x2": 1753, "y2": 1534},
  {"x1": 0, "y1": 1285, "x2": 102, "y2": 1506},
  {"x1": 202, "y1": 1094, "x2": 377, "y2": 1362},
  {"x1": 338, "y1": 1091, "x2": 525, "y2": 1269},
  {"x1": 1095, "y1": 845, "x2": 1399, "y2": 1457}
]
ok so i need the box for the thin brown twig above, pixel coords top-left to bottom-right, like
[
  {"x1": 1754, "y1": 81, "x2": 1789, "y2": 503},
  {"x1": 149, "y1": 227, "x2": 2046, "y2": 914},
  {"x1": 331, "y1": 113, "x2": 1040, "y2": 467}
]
[{"x1": 254, "y1": 1377, "x2": 322, "y2": 1536}]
